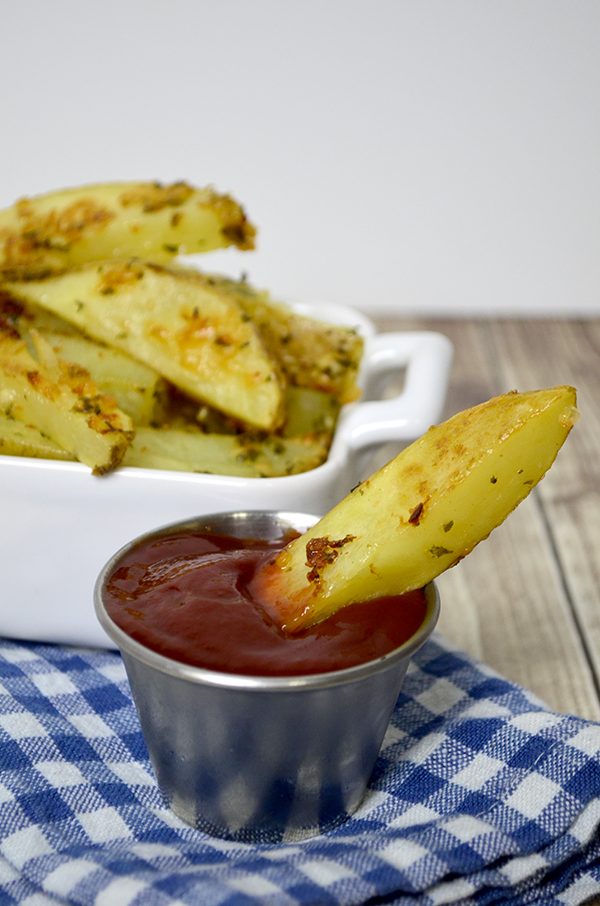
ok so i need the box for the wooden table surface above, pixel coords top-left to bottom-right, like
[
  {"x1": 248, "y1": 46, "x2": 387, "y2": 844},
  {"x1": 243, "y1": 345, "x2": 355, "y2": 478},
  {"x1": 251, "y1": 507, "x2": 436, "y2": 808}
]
[{"x1": 374, "y1": 317, "x2": 600, "y2": 724}]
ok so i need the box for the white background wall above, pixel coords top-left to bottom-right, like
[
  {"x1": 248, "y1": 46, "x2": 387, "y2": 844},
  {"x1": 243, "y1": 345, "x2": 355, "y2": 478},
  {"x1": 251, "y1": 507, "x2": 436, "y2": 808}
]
[{"x1": 1, "y1": 1, "x2": 598, "y2": 317}]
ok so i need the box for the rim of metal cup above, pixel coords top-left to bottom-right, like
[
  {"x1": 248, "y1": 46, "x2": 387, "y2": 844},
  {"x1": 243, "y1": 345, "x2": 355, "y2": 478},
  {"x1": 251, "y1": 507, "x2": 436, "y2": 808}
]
[{"x1": 94, "y1": 510, "x2": 440, "y2": 692}]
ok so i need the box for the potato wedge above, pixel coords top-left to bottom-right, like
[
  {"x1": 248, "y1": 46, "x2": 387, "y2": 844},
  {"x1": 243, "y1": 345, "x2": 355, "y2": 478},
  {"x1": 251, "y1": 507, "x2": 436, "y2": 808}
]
[
  {"x1": 37, "y1": 331, "x2": 167, "y2": 425},
  {"x1": 123, "y1": 427, "x2": 330, "y2": 477},
  {"x1": 252, "y1": 386, "x2": 578, "y2": 632},
  {"x1": 0, "y1": 410, "x2": 72, "y2": 460},
  {"x1": 185, "y1": 272, "x2": 364, "y2": 403},
  {"x1": 0, "y1": 320, "x2": 134, "y2": 474},
  {"x1": 1, "y1": 291, "x2": 167, "y2": 425},
  {"x1": 0, "y1": 181, "x2": 256, "y2": 280},
  {"x1": 4, "y1": 261, "x2": 285, "y2": 430},
  {"x1": 281, "y1": 386, "x2": 340, "y2": 437}
]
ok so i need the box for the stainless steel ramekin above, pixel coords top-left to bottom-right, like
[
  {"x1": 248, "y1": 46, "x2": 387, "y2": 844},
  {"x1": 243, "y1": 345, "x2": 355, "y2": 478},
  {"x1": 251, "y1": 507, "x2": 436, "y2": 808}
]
[{"x1": 94, "y1": 510, "x2": 439, "y2": 843}]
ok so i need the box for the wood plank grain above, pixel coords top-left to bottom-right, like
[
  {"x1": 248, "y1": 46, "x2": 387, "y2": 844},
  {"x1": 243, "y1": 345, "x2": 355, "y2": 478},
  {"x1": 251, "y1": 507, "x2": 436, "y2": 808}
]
[
  {"x1": 488, "y1": 320, "x2": 600, "y2": 695},
  {"x1": 374, "y1": 317, "x2": 600, "y2": 720}
]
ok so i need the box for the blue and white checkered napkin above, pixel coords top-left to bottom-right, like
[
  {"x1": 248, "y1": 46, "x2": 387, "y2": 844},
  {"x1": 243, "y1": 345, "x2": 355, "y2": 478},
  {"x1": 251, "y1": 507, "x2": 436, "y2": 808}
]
[{"x1": 1, "y1": 634, "x2": 600, "y2": 906}]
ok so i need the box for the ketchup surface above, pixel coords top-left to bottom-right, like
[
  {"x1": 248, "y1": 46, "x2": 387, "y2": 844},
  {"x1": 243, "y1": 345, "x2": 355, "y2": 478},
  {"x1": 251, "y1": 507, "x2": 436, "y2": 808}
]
[{"x1": 103, "y1": 529, "x2": 428, "y2": 677}]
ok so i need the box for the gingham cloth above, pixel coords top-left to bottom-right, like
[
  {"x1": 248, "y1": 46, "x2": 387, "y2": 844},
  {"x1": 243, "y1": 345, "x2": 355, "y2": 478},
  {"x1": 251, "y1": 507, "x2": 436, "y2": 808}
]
[{"x1": 1, "y1": 634, "x2": 600, "y2": 906}]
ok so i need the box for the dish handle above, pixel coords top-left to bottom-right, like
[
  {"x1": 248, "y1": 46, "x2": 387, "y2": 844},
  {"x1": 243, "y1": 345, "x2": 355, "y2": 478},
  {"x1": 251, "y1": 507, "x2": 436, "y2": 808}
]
[{"x1": 333, "y1": 331, "x2": 454, "y2": 456}]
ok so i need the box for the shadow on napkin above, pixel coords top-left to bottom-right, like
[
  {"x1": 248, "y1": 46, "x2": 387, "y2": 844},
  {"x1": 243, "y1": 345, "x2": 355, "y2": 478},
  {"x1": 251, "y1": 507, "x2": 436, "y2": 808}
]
[{"x1": 0, "y1": 633, "x2": 599, "y2": 906}]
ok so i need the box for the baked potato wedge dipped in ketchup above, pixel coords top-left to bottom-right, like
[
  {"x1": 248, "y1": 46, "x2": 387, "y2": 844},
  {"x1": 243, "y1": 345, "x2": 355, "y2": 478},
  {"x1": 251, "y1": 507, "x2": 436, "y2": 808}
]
[{"x1": 252, "y1": 386, "x2": 578, "y2": 632}]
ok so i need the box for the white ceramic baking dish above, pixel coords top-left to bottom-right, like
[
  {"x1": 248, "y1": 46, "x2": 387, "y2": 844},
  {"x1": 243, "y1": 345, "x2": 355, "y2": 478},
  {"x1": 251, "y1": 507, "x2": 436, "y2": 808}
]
[{"x1": 0, "y1": 300, "x2": 453, "y2": 648}]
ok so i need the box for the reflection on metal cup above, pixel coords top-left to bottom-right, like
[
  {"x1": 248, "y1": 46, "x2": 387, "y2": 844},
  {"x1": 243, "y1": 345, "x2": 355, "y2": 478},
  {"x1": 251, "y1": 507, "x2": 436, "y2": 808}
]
[{"x1": 95, "y1": 510, "x2": 439, "y2": 842}]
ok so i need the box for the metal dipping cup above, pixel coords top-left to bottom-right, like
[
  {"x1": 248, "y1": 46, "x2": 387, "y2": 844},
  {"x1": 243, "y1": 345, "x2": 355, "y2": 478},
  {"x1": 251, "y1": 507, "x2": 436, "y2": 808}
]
[{"x1": 94, "y1": 511, "x2": 440, "y2": 843}]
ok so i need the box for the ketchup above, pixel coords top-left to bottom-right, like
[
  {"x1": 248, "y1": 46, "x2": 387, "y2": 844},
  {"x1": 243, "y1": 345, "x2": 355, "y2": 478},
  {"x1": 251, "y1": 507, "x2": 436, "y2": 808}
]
[{"x1": 103, "y1": 529, "x2": 428, "y2": 677}]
